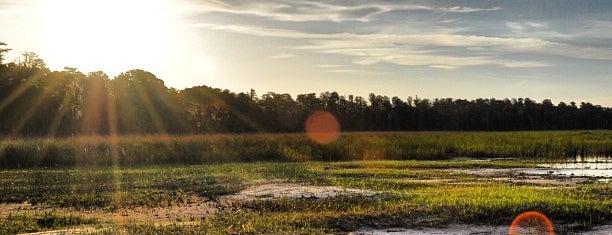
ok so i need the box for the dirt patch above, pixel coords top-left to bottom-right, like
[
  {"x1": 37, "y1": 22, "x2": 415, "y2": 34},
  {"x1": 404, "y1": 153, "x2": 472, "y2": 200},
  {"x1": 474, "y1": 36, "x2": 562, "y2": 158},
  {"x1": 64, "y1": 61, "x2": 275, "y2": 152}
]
[
  {"x1": 0, "y1": 195, "x2": 218, "y2": 225},
  {"x1": 220, "y1": 183, "x2": 377, "y2": 202},
  {"x1": 102, "y1": 196, "x2": 218, "y2": 224},
  {"x1": 3, "y1": 184, "x2": 376, "y2": 225},
  {"x1": 19, "y1": 226, "x2": 104, "y2": 235},
  {"x1": 350, "y1": 224, "x2": 508, "y2": 235}
]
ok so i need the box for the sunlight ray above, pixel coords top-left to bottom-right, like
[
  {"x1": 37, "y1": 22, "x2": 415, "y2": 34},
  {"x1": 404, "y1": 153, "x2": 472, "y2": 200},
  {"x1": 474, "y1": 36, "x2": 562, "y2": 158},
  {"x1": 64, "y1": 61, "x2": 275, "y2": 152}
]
[
  {"x1": 198, "y1": 91, "x2": 267, "y2": 132},
  {"x1": 105, "y1": 83, "x2": 125, "y2": 225},
  {"x1": 47, "y1": 80, "x2": 80, "y2": 136},
  {"x1": 8, "y1": 73, "x2": 66, "y2": 136},
  {"x1": 131, "y1": 81, "x2": 168, "y2": 135},
  {"x1": 0, "y1": 71, "x2": 45, "y2": 113},
  {"x1": 81, "y1": 78, "x2": 108, "y2": 135}
]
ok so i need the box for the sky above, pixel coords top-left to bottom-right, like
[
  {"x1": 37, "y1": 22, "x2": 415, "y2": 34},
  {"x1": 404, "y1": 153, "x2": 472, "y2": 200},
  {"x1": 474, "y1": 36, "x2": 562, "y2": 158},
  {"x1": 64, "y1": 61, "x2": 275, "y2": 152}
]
[{"x1": 1, "y1": 0, "x2": 611, "y2": 106}]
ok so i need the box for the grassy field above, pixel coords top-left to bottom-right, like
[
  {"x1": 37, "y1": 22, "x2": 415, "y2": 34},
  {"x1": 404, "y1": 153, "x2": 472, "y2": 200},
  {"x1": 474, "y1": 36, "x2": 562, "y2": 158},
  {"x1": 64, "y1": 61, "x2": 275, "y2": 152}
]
[
  {"x1": 1, "y1": 131, "x2": 611, "y2": 168},
  {"x1": 0, "y1": 131, "x2": 610, "y2": 234},
  {"x1": 0, "y1": 160, "x2": 610, "y2": 234}
]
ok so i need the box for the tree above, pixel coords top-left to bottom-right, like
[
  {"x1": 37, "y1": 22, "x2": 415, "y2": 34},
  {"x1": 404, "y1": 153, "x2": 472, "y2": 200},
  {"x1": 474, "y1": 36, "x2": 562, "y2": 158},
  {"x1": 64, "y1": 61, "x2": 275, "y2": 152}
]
[
  {"x1": 0, "y1": 42, "x2": 10, "y2": 65},
  {"x1": 112, "y1": 69, "x2": 173, "y2": 134},
  {"x1": 15, "y1": 52, "x2": 47, "y2": 69}
]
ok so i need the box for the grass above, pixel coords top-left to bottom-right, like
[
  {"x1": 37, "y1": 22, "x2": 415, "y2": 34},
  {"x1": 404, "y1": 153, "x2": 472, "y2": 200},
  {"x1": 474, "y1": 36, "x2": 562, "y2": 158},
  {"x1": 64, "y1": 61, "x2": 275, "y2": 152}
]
[
  {"x1": 0, "y1": 131, "x2": 610, "y2": 233},
  {"x1": 0, "y1": 160, "x2": 610, "y2": 234},
  {"x1": 0, "y1": 131, "x2": 611, "y2": 168}
]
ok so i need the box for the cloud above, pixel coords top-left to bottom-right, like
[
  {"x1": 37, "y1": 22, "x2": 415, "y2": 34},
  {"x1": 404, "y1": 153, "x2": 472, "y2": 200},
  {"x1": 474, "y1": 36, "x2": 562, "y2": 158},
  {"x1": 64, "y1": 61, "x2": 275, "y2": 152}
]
[
  {"x1": 197, "y1": 23, "x2": 564, "y2": 68},
  {"x1": 270, "y1": 53, "x2": 296, "y2": 59},
  {"x1": 573, "y1": 20, "x2": 612, "y2": 39},
  {"x1": 441, "y1": 6, "x2": 501, "y2": 13},
  {"x1": 327, "y1": 68, "x2": 363, "y2": 73},
  {"x1": 500, "y1": 61, "x2": 552, "y2": 68},
  {"x1": 315, "y1": 64, "x2": 342, "y2": 68},
  {"x1": 430, "y1": 65, "x2": 460, "y2": 69},
  {"x1": 203, "y1": 19, "x2": 612, "y2": 65},
  {"x1": 191, "y1": 1, "x2": 501, "y2": 22},
  {"x1": 506, "y1": 22, "x2": 525, "y2": 31},
  {"x1": 506, "y1": 21, "x2": 550, "y2": 32},
  {"x1": 191, "y1": 0, "x2": 390, "y2": 22},
  {"x1": 190, "y1": 23, "x2": 338, "y2": 39}
]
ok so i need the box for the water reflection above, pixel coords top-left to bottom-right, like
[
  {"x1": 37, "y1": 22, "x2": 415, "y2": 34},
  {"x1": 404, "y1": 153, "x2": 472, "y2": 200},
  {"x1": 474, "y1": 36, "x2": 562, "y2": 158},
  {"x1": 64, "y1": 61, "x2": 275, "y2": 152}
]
[{"x1": 527, "y1": 156, "x2": 612, "y2": 178}]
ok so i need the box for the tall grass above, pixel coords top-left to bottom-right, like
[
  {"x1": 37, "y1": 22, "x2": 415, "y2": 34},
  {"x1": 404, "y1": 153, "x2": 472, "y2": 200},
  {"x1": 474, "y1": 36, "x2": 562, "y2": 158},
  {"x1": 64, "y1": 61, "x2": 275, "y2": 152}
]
[{"x1": 0, "y1": 131, "x2": 611, "y2": 168}]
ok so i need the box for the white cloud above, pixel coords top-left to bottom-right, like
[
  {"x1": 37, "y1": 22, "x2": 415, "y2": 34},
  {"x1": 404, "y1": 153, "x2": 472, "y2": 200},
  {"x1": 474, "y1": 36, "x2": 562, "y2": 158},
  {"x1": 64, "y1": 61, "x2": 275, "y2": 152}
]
[
  {"x1": 506, "y1": 21, "x2": 549, "y2": 32},
  {"x1": 430, "y1": 65, "x2": 460, "y2": 69},
  {"x1": 506, "y1": 22, "x2": 525, "y2": 31},
  {"x1": 198, "y1": 23, "x2": 561, "y2": 68},
  {"x1": 191, "y1": 1, "x2": 501, "y2": 23},
  {"x1": 525, "y1": 22, "x2": 549, "y2": 28},
  {"x1": 327, "y1": 68, "x2": 363, "y2": 73},
  {"x1": 270, "y1": 53, "x2": 296, "y2": 59},
  {"x1": 316, "y1": 64, "x2": 342, "y2": 68},
  {"x1": 441, "y1": 6, "x2": 501, "y2": 13},
  {"x1": 190, "y1": 23, "x2": 340, "y2": 39},
  {"x1": 500, "y1": 61, "x2": 552, "y2": 68},
  {"x1": 197, "y1": 17, "x2": 612, "y2": 69}
]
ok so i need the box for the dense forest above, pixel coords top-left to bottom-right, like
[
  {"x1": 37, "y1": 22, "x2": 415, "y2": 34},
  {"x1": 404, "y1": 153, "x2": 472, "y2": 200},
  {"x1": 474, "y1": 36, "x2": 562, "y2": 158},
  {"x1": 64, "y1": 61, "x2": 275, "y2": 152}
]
[{"x1": 1, "y1": 45, "x2": 611, "y2": 137}]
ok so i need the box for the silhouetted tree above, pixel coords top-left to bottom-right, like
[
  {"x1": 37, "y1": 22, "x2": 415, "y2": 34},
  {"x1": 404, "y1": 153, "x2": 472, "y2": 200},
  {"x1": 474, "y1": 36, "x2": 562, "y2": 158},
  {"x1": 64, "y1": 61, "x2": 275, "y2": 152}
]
[
  {"x1": 0, "y1": 50, "x2": 611, "y2": 136},
  {"x1": 0, "y1": 42, "x2": 10, "y2": 65}
]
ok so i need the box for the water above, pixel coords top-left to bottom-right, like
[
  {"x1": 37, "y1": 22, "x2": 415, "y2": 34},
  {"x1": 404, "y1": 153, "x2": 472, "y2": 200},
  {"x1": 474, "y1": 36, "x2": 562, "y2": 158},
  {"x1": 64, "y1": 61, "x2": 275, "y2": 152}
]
[{"x1": 525, "y1": 156, "x2": 612, "y2": 178}]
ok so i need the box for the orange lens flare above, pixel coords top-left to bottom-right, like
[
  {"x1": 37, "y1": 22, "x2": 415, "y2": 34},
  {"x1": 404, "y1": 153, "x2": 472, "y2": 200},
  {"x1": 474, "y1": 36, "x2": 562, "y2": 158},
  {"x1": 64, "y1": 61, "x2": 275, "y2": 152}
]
[
  {"x1": 510, "y1": 211, "x2": 554, "y2": 235},
  {"x1": 305, "y1": 111, "x2": 340, "y2": 144}
]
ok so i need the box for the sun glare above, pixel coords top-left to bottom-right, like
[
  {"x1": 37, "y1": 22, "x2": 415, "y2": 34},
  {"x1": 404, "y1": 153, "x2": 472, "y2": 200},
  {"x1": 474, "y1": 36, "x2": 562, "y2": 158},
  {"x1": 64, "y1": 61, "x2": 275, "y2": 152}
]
[{"x1": 39, "y1": 0, "x2": 173, "y2": 75}]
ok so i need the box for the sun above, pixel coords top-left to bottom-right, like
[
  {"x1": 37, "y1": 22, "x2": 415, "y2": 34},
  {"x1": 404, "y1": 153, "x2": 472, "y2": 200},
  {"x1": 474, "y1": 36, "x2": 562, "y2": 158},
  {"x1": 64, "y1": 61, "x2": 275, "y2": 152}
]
[{"x1": 39, "y1": 0, "x2": 174, "y2": 75}]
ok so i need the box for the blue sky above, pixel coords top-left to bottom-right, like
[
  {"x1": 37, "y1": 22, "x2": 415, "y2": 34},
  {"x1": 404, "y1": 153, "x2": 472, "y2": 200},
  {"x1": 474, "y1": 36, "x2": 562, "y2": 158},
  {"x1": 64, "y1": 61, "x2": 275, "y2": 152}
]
[{"x1": 1, "y1": 0, "x2": 611, "y2": 106}]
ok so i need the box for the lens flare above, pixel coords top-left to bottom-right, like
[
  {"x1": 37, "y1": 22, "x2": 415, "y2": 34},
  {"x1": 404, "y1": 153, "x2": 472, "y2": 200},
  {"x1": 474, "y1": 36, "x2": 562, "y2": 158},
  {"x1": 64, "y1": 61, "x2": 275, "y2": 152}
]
[
  {"x1": 305, "y1": 111, "x2": 340, "y2": 144},
  {"x1": 510, "y1": 211, "x2": 554, "y2": 235}
]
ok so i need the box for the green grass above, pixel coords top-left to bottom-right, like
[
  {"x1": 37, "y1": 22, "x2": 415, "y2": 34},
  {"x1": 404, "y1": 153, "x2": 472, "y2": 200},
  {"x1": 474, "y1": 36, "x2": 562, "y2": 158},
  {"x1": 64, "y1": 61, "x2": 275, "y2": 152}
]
[
  {"x1": 0, "y1": 160, "x2": 609, "y2": 234},
  {"x1": 1, "y1": 131, "x2": 611, "y2": 168}
]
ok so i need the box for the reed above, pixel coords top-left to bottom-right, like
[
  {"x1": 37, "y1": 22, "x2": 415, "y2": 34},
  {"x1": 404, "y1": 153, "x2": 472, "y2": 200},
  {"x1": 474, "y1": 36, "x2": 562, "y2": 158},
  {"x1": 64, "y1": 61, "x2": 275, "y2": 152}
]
[{"x1": 1, "y1": 131, "x2": 611, "y2": 168}]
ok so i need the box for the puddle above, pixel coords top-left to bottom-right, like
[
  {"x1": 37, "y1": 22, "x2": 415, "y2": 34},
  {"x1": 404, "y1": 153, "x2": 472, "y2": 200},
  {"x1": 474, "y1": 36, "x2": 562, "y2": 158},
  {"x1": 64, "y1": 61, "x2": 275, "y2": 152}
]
[
  {"x1": 220, "y1": 183, "x2": 377, "y2": 201},
  {"x1": 450, "y1": 168, "x2": 524, "y2": 177},
  {"x1": 450, "y1": 168, "x2": 601, "y2": 186},
  {"x1": 350, "y1": 224, "x2": 612, "y2": 235},
  {"x1": 526, "y1": 157, "x2": 612, "y2": 178},
  {"x1": 452, "y1": 156, "x2": 612, "y2": 179},
  {"x1": 452, "y1": 157, "x2": 516, "y2": 162},
  {"x1": 523, "y1": 167, "x2": 612, "y2": 178},
  {"x1": 567, "y1": 155, "x2": 612, "y2": 163}
]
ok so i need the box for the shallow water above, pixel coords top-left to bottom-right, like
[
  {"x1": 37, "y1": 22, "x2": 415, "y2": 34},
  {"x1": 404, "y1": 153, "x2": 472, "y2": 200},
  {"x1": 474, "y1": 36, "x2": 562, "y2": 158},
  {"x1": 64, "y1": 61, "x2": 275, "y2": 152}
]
[{"x1": 527, "y1": 156, "x2": 612, "y2": 178}]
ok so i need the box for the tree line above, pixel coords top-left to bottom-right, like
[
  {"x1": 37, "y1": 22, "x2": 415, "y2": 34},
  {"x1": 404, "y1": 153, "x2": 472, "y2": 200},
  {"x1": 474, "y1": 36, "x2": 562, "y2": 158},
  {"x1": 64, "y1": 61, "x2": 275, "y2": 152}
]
[{"x1": 0, "y1": 46, "x2": 611, "y2": 137}]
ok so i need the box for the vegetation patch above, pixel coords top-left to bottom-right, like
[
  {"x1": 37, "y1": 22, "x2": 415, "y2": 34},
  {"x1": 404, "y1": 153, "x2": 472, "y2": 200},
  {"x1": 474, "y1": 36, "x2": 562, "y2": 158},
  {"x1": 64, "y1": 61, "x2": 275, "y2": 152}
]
[
  {"x1": 0, "y1": 158, "x2": 609, "y2": 234},
  {"x1": 1, "y1": 131, "x2": 611, "y2": 168}
]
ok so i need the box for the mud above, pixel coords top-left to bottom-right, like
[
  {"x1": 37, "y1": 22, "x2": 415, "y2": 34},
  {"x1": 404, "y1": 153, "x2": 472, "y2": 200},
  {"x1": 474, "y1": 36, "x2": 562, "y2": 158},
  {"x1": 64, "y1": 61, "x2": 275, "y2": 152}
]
[
  {"x1": 219, "y1": 183, "x2": 377, "y2": 202},
  {"x1": 351, "y1": 223, "x2": 612, "y2": 235},
  {"x1": 450, "y1": 167, "x2": 609, "y2": 186},
  {"x1": 1, "y1": 195, "x2": 218, "y2": 225}
]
